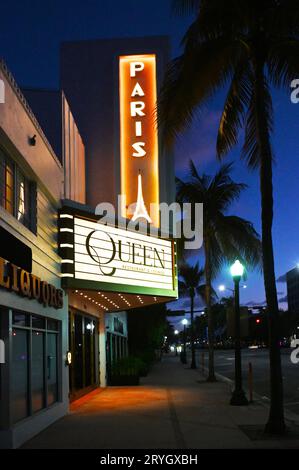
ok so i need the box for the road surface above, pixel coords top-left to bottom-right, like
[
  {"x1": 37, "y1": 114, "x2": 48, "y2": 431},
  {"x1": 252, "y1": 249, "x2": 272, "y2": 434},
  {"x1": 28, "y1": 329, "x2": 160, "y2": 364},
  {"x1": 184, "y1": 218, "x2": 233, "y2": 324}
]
[{"x1": 191, "y1": 348, "x2": 299, "y2": 417}]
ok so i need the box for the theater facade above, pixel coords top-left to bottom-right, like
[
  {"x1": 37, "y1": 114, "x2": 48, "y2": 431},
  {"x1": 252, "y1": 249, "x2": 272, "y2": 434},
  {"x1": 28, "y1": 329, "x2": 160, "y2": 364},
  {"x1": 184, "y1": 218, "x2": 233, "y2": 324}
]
[{"x1": 0, "y1": 36, "x2": 177, "y2": 448}]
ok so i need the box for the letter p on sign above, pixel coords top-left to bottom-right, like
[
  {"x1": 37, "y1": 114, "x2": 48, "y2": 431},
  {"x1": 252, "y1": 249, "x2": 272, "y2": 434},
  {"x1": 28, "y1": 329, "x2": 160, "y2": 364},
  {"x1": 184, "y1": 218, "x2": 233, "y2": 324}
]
[
  {"x1": 0, "y1": 79, "x2": 4, "y2": 103},
  {"x1": 130, "y1": 62, "x2": 144, "y2": 77}
]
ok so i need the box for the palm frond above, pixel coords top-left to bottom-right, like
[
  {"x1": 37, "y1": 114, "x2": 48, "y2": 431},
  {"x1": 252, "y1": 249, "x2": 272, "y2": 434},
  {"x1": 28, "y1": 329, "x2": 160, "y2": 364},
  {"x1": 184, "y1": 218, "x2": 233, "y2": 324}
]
[
  {"x1": 179, "y1": 262, "x2": 205, "y2": 302},
  {"x1": 176, "y1": 178, "x2": 205, "y2": 205},
  {"x1": 208, "y1": 234, "x2": 227, "y2": 279},
  {"x1": 214, "y1": 215, "x2": 262, "y2": 271},
  {"x1": 189, "y1": 160, "x2": 211, "y2": 190},
  {"x1": 208, "y1": 163, "x2": 247, "y2": 212},
  {"x1": 158, "y1": 38, "x2": 238, "y2": 148},
  {"x1": 178, "y1": 279, "x2": 189, "y2": 298},
  {"x1": 242, "y1": 77, "x2": 274, "y2": 169},
  {"x1": 217, "y1": 58, "x2": 253, "y2": 157},
  {"x1": 180, "y1": 0, "x2": 249, "y2": 42},
  {"x1": 267, "y1": 40, "x2": 299, "y2": 89}
]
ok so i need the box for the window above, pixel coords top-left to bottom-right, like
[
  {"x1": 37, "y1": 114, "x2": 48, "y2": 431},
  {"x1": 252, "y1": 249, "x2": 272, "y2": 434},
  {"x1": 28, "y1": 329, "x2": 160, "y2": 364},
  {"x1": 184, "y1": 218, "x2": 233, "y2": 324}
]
[
  {"x1": 16, "y1": 170, "x2": 31, "y2": 228},
  {"x1": 31, "y1": 331, "x2": 44, "y2": 413},
  {"x1": 11, "y1": 312, "x2": 60, "y2": 424},
  {"x1": 5, "y1": 160, "x2": 14, "y2": 215},
  {"x1": 11, "y1": 329, "x2": 29, "y2": 423},
  {"x1": 0, "y1": 147, "x2": 36, "y2": 231}
]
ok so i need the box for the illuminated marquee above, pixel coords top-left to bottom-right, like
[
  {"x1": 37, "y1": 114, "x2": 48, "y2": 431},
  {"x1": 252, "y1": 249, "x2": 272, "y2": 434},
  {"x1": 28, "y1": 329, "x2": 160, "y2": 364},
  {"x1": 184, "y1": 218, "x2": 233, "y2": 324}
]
[
  {"x1": 59, "y1": 213, "x2": 177, "y2": 297},
  {"x1": 119, "y1": 54, "x2": 159, "y2": 227}
]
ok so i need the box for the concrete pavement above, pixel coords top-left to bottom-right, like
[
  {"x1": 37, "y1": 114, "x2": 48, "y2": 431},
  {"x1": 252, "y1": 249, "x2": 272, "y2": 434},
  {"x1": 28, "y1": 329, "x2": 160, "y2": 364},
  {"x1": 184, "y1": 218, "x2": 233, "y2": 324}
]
[
  {"x1": 196, "y1": 348, "x2": 299, "y2": 419},
  {"x1": 22, "y1": 355, "x2": 299, "y2": 449}
]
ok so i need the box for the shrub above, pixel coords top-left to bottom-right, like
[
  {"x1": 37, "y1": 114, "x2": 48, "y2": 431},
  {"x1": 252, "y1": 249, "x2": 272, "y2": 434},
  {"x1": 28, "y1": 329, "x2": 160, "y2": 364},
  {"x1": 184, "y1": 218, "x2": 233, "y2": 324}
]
[{"x1": 111, "y1": 355, "x2": 145, "y2": 377}]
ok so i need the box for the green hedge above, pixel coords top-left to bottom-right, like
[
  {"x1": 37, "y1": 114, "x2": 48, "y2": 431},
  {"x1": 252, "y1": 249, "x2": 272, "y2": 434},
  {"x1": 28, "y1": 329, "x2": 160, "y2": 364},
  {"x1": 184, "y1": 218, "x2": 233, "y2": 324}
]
[{"x1": 111, "y1": 355, "x2": 146, "y2": 377}]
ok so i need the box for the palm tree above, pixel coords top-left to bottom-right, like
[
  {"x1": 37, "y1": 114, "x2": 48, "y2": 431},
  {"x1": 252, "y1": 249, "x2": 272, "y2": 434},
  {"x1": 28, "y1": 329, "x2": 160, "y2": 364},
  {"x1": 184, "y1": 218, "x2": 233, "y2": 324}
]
[
  {"x1": 179, "y1": 262, "x2": 206, "y2": 368},
  {"x1": 177, "y1": 162, "x2": 261, "y2": 381},
  {"x1": 159, "y1": 0, "x2": 295, "y2": 436}
]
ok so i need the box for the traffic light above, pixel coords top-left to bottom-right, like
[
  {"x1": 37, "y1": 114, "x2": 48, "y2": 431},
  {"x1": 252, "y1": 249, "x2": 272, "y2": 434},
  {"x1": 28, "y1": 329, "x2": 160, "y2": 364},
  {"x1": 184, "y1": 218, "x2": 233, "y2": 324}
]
[{"x1": 248, "y1": 310, "x2": 267, "y2": 343}]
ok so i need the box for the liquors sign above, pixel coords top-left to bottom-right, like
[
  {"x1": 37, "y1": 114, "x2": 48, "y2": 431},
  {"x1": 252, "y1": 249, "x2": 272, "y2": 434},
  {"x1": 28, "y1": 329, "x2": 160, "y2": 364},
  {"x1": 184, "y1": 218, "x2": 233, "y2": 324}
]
[{"x1": 0, "y1": 256, "x2": 63, "y2": 308}]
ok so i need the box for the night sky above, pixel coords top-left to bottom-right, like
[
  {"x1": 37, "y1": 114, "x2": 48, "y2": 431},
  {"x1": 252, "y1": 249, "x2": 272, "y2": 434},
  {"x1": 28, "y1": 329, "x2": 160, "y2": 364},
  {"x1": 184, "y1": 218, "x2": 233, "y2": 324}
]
[{"x1": 1, "y1": 0, "x2": 298, "y2": 324}]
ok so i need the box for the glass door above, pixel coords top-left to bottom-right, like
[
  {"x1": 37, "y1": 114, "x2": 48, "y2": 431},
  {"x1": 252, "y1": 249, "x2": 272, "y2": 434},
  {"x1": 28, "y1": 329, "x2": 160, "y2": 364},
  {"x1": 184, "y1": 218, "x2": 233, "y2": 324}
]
[{"x1": 69, "y1": 310, "x2": 98, "y2": 400}]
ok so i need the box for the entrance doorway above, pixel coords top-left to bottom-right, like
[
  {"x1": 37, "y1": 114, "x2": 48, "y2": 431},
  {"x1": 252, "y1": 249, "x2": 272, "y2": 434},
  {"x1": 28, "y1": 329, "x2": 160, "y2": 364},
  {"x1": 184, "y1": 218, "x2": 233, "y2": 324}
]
[{"x1": 69, "y1": 309, "x2": 98, "y2": 401}]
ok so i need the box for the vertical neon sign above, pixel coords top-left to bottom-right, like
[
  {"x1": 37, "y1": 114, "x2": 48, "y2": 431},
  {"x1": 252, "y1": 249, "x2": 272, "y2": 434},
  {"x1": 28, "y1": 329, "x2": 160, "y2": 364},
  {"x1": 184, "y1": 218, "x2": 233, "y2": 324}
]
[{"x1": 119, "y1": 54, "x2": 159, "y2": 227}]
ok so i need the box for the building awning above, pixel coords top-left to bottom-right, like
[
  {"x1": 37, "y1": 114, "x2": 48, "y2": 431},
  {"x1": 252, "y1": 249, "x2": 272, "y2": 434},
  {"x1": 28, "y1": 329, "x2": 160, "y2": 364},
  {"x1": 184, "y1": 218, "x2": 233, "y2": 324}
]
[
  {"x1": 0, "y1": 226, "x2": 32, "y2": 272},
  {"x1": 69, "y1": 288, "x2": 173, "y2": 313}
]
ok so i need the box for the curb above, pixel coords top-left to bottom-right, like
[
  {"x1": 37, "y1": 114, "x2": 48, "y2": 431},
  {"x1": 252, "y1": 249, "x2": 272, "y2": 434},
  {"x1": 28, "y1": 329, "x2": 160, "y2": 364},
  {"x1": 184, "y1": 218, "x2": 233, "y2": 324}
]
[{"x1": 198, "y1": 365, "x2": 299, "y2": 426}]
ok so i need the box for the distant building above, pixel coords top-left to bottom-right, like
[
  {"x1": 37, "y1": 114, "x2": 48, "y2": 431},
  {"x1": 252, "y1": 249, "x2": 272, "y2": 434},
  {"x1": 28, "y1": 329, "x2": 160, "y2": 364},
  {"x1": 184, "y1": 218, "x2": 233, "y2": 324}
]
[{"x1": 287, "y1": 268, "x2": 299, "y2": 313}]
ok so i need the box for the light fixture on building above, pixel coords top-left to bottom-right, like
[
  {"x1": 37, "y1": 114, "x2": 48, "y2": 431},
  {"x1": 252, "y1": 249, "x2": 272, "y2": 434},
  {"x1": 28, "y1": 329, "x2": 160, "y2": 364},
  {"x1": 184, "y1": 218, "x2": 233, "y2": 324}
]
[
  {"x1": 66, "y1": 351, "x2": 72, "y2": 366},
  {"x1": 28, "y1": 134, "x2": 36, "y2": 146}
]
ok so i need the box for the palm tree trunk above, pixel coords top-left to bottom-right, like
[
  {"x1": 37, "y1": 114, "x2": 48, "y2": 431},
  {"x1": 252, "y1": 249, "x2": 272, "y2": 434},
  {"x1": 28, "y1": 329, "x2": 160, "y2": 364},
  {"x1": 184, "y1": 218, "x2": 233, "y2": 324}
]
[
  {"x1": 190, "y1": 294, "x2": 196, "y2": 368},
  {"x1": 205, "y1": 236, "x2": 216, "y2": 382},
  {"x1": 255, "y1": 59, "x2": 285, "y2": 434}
]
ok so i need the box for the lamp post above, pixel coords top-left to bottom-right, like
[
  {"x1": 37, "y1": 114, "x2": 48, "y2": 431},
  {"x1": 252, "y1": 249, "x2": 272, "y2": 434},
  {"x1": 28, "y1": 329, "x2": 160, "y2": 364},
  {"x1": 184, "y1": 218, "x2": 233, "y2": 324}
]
[
  {"x1": 181, "y1": 319, "x2": 188, "y2": 364},
  {"x1": 174, "y1": 330, "x2": 179, "y2": 356},
  {"x1": 230, "y1": 260, "x2": 248, "y2": 406}
]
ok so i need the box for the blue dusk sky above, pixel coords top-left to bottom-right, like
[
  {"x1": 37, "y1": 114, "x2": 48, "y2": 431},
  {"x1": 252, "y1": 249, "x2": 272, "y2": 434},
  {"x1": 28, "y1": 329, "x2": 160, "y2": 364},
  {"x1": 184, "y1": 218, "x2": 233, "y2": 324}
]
[{"x1": 0, "y1": 0, "x2": 298, "y2": 324}]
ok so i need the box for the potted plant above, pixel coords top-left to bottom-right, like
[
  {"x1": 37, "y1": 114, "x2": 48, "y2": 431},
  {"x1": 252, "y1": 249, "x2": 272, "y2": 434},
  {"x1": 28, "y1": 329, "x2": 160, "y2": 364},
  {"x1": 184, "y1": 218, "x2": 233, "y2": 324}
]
[{"x1": 109, "y1": 356, "x2": 144, "y2": 386}]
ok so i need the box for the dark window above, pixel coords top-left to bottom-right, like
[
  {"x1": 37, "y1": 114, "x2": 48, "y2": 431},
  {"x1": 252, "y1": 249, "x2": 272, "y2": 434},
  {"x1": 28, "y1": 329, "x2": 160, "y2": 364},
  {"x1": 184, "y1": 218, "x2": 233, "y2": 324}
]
[
  {"x1": 13, "y1": 312, "x2": 29, "y2": 327},
  {"x1": 31, "y1": 331, "x2": 45, "y2": 412},
  {"x1": 0, "y1": 227, "x2": 32, "y2": 272},
  {"x1": 11, "y1": 311, "x2": 60, "y2": 423},
  {"x1": 32, "y1": 315, "x2": 45, "y2": 330},
  {"x1": 11, "y1": 329, "x2": 29, "y2": 423},
  {"x1": 47, "y1": 319, "x2": 59, "y2": 332}
]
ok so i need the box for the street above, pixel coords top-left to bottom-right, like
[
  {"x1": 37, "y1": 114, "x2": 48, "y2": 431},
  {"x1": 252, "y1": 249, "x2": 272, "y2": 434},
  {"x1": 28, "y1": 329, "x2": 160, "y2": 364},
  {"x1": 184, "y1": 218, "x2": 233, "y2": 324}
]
[{"x1": 193, "y1": 348, "x2": 299, "y2": 417}]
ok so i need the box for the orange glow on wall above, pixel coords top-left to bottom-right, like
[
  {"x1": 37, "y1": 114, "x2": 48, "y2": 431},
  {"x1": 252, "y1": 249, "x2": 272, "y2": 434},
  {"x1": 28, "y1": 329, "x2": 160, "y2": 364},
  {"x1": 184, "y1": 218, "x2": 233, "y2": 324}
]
[{"x1": 119, "y1": 54, "x2": 159, "y2": 227}]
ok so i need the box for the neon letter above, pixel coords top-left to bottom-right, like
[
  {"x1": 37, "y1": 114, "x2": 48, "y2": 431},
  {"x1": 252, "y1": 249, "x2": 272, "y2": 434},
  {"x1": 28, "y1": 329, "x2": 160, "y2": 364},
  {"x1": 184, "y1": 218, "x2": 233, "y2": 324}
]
[
  {"x1": 131, "y1": 82, "x2": 145, "y2": 97},
  {"x1": 130, "y1": 62, "x2": 144, "y2": 77},
  {"x1": 130, "y1": 101, "x2": 145, "y2": 117},
  {"x1": 132, "y1": 142, "x2": 146, "y2": 157}
]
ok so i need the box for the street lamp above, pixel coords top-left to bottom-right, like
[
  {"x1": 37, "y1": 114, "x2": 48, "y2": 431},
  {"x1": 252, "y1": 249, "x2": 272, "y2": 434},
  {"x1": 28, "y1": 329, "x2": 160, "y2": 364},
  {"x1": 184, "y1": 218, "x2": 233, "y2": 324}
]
[
  {"x1": 181, "y1": 319, "x2": 188, "y2": 364},
  {"x1": 174, "y1": 330, "x2": 179, "y2": 356},
  {"x1": 218, "y1": 284, "x2": 247, "y2": 293},
  {"x1": 218, "y1": 284, "x2": 227, "y2": 292},
  {"x1": 230, "y1": 260, "x2": 248, "y2": 406}
]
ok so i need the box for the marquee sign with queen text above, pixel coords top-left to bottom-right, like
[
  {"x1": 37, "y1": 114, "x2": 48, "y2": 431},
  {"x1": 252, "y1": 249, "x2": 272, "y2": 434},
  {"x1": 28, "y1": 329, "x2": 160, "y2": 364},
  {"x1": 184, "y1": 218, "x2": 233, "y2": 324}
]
[{"x1": 59, "y1": 209, "x2": 178, "y2": 298}]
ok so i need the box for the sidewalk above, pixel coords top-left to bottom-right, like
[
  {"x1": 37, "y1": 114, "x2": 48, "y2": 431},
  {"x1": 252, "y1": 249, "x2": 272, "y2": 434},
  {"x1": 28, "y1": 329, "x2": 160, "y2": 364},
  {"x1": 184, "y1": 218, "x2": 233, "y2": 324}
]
[{"x1": 22, "y1": 355, "x2": 299, "y2": 449}]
